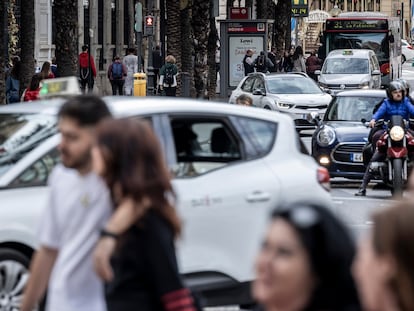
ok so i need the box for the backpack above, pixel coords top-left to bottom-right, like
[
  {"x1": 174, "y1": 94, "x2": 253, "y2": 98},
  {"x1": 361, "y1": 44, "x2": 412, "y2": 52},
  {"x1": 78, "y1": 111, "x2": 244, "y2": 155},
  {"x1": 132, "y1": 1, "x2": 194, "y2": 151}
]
[
  {"x1": 111, "y1": 63, "x2": 123, "y2": 79},
  {"x1": 257, "y1": 55, "x2": 266, "y2": 71},
  {"x1": 164, "y1": 66, "x2": 174, "y2": 86}
]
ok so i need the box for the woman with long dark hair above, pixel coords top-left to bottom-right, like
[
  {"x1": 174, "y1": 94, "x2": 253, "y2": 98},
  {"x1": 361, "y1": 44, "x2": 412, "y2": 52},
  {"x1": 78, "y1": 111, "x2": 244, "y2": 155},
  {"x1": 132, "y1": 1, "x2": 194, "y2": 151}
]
[
  {"x1": 91, "y1": 118, "x2": 197, "y2": 311},
  {"x1": 253, "y1": 203, "x2": 361, "y2": 311}
]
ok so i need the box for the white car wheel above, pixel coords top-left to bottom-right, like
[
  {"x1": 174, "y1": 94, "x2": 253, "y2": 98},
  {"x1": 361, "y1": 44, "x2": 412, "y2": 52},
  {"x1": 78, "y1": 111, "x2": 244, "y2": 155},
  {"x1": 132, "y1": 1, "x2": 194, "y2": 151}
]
[
  {"x1": 402, "y1": 54, "x2": 406, "y2": 63},
  {"x1": 0, "y1": 249, "x2": 38, "y2": 311}
]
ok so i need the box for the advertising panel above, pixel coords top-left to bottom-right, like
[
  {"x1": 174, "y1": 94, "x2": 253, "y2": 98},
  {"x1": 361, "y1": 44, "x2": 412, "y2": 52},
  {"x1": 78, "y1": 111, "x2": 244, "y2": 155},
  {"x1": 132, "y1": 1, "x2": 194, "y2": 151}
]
[{"x1": 228, "y1": 36, "x2": 263, "y2": 87}]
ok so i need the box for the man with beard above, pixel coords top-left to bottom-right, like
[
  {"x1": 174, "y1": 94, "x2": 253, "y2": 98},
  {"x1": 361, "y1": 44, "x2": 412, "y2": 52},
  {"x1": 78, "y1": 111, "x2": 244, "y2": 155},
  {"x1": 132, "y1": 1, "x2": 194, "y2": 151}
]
[{"x1": 21, "y1": 95, "x2": 113, "y2": 311}]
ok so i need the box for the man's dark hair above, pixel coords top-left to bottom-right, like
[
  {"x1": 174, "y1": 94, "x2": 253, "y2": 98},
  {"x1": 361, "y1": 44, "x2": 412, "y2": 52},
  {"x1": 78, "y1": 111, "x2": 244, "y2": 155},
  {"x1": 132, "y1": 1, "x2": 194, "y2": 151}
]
[
  {"x1": 58, "y1": 95, "x2": 112, "y2": 126},
  {"x1": 82, "y1": 45, "x2": 88, "y2": 52}
]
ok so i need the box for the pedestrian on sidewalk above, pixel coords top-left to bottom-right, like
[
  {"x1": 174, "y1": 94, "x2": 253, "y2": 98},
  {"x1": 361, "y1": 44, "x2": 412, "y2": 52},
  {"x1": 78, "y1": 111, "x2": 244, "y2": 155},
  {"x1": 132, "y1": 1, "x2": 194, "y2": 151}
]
[
  {"x1": 159, "y1": 55, "x2": 178, "y2": 97},
  {"x1": 107, "y1": 55, "x2": 127, "y2": 95},
  {"x1": 79, "y1": 45, "x2": 97, "y2": 93},
  {"x1": 123, "y1": 48, "x2": 138, "y2": 96}
]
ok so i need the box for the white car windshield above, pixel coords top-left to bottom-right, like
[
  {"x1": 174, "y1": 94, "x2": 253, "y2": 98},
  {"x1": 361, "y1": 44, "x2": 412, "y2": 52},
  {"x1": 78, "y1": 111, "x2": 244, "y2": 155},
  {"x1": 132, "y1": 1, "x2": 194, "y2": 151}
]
[
  {"x1": 322, "y1": 58, "x2": 369, "y2": 74},
  {"x1": 267, "y1": 77, "x2": 323, "y2": 94},
  {"x1": 0, "y1": 113, "x2": 57, "y2": 177}
]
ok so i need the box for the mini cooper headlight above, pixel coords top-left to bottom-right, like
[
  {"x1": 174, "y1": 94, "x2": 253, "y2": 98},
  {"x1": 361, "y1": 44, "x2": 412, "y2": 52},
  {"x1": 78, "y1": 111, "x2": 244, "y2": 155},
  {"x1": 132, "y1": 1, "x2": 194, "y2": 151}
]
[
  {"x1": 317, "y1": 126, "x2": 336, "y2": 146},
  {"x1": 390, "y1": 125, "x2": 405, "y2": 141}
]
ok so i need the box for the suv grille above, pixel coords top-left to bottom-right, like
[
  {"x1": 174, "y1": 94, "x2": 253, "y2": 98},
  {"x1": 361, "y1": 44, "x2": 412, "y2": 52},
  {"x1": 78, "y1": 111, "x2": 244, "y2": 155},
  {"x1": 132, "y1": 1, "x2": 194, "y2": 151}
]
[
  {"x1": 332, "y1": 143, "x2": 365, "y2": 164},
  {"x1": 295, "y1": 104, "x2": 328, "y2": 109},
  {"x1": 329, "y1": 84, "x2": 360, "y2": 89}
]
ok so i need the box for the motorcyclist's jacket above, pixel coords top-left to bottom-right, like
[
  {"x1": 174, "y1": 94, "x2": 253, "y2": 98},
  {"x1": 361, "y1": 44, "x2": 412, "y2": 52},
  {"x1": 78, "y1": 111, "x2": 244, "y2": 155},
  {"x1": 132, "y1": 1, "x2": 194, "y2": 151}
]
[{"x1": 372, "y1": 97, "x2": 414, "y2": 122}]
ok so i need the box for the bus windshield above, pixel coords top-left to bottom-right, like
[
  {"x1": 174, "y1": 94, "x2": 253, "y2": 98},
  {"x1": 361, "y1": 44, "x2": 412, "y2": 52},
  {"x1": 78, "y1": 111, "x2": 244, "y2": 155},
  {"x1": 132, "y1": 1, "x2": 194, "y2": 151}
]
[{"x1": 325, "y1": 32, "x2": 389, "y2": 63}]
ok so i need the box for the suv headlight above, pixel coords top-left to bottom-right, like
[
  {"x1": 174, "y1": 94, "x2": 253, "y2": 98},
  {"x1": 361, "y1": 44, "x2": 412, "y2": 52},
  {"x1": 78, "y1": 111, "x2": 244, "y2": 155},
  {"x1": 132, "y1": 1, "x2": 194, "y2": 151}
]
[
  {"x1": 317, "y1": 126, "x2": 336, "y2": 146},
  {"x1": 359, "y1": 81, "x2": 370, "y2": 89},
  {"x1": 276, "y1": 101, "x2": 294, "y2": 109}
]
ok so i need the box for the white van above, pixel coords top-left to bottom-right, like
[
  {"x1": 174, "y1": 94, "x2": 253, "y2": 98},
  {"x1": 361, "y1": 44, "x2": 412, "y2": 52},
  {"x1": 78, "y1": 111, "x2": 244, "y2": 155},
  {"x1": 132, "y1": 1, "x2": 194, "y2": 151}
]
[{"x1": 316, "y1": 49, "x2": 381, "y2": 92}]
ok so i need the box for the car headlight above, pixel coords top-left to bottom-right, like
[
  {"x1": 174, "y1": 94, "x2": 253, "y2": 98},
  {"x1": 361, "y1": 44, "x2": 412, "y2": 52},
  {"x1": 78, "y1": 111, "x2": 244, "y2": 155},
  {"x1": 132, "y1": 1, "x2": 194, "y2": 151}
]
[
  {"x1": 276, "y1": 101, "x2": 294, "y2": 109},
  {"x1": 319, "y1": 82, "x2": 328, "y2": 88},
  {"x1": 359, "y1": 81, "x2": 370, "y2": 89},
  {"x1": 316, "y1": 126, "x2": 336, "y2": 146},
  {"x1": 390, "y1": 125, "x2": 405, "y2": 141}
]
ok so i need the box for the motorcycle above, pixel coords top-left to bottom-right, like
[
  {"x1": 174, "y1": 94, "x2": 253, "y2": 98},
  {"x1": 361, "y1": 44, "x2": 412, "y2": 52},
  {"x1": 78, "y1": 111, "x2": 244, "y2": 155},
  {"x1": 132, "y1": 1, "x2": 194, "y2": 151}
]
[{"x1": 362, "y1": 115, "x2": 414, "y2": 197}]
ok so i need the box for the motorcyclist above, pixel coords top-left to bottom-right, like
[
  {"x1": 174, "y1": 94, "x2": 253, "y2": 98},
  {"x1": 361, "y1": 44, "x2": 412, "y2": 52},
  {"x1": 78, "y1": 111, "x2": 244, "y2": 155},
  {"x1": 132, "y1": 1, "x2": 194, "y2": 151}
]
[{"x1": 355, "y1": 80, "x2": 414, "y2": 196}]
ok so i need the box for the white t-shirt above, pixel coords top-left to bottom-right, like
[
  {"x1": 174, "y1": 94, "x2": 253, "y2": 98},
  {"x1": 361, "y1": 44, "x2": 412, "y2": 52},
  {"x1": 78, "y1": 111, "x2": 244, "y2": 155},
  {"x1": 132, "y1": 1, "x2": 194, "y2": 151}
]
[{"x1": 38, "y1": 164, "x2": 112, "y2": 311}]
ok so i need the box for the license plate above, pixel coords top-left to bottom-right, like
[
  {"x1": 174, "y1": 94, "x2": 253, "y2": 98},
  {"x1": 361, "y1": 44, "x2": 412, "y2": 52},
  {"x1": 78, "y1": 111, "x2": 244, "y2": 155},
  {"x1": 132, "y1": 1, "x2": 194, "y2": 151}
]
[{"x1": 351, "y1": 153, "x2": 363, "y2": 162}]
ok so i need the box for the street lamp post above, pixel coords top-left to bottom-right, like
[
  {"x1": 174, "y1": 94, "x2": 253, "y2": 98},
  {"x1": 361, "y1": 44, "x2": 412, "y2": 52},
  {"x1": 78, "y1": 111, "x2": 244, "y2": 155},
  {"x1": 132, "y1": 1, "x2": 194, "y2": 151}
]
[
  {"x1": 272, "y1": 0, "x2": 278, "y2": 47},
  {"x1": 83, "y1": 0, "x2": 91, "y2": 92}
]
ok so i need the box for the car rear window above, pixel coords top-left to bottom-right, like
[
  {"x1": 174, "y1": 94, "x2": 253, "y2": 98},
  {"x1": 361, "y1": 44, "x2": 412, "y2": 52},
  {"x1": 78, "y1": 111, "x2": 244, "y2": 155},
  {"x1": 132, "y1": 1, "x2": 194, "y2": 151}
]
[{"x1": 0, "y1": 113, "x2": 57, "y2": 177}]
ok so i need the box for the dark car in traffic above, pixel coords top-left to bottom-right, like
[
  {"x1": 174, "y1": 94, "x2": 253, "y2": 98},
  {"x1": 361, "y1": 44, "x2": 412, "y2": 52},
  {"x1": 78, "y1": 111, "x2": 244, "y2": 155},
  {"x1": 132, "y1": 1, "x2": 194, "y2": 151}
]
[{"x1": 311, "y1": 89, "x2": 386, "y2": 179}]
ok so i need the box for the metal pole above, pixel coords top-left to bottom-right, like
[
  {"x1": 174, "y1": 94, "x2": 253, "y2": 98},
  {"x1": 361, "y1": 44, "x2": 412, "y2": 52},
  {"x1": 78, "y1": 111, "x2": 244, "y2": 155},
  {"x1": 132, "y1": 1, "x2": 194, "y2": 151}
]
[{"x1": 146, "y1": 0, "x2": 155, "y2": 95}]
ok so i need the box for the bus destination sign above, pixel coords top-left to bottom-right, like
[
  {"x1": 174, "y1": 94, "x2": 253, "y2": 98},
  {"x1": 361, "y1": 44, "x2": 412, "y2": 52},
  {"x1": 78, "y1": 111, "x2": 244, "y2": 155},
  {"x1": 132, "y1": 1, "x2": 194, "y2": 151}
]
[{"x1": 326, "y1": 19, "x2": 388, "y2": 31}]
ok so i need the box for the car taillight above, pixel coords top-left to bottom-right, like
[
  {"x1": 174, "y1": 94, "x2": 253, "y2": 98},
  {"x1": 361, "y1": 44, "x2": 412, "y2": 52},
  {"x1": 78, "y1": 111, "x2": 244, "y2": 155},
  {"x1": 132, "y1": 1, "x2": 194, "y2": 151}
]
[
  {"x1": 408, "y1": 45, "x2": 413, "y2": 50},
  {"x1": 380, "y1": 63, "x2": 390, "y2": 75},
  {"x1": 317, "y1": 166, "x2": 330, "y2": 192}
]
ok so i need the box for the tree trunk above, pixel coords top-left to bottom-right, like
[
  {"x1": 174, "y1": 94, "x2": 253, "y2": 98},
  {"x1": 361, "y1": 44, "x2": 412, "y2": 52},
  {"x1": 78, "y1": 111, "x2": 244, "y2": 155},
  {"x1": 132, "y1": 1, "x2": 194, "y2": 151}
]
[
  {"x1": 0, "y1": 1, "x2": 5, "y2": 104},
  {"x1": 192, "y1": 0, "x2": 210, "y2": 98},
  {"x1": 275, "y1": 0, "x2": 292, "y2": 53},
  {"x1": 54, "y1": 0, "x2": 78, "y2": 77},
  {"x1": 166, "y1": 0, "x2": 181, "y2": 93},
  {"x1": 19, "y1": 0, "x2": 35, "y2": 96},
  {"x1": 207, "y1": 0, "x2": 218, "y2": 99},
  {"x1": 128, "y1": 1, "x2": 135, "y2": 47},
  {"x1": 180, "y1": 5, "x2": 194, "y2": 97}
]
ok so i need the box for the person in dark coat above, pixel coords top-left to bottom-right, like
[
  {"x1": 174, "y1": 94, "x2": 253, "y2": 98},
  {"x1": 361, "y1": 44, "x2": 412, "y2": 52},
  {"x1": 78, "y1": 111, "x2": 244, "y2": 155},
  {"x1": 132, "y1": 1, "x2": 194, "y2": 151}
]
[
  {"x1": 243, "y1": 49, "x2": 255, "y2": 76},
  {"x1": 306, "y1": 50, "x2": 322, "y2": 81}
]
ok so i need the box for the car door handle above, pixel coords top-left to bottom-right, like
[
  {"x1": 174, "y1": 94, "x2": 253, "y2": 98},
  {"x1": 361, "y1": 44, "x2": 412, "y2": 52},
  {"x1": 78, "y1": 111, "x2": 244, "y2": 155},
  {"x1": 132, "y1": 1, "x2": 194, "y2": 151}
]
[{"x1": 246, "y1": 191, "x2": 271, "y2": 203}]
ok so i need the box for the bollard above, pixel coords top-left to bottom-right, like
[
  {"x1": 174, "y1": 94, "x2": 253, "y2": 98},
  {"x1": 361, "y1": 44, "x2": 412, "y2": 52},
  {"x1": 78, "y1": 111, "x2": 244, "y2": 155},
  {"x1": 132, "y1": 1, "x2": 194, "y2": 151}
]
[
  {"x1": 133, "y1": 73, "x2": 147, "y2": 96},
  {"x1": 181, "y1": 72, "x2": 190, "y2": 97}
]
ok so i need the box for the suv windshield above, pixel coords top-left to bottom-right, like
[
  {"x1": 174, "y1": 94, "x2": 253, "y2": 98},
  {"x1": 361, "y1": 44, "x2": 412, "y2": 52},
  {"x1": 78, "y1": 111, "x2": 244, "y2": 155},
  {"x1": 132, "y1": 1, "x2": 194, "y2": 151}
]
[
  {"x1": 0, "y1": 113, "x2": 57, "y2": 177},
  {"x1": 267, "y1": 77, "x2": 323, "y2": 94},
  {"x1": 322, "y1": 58, "x2": 369, "y2": 74}
]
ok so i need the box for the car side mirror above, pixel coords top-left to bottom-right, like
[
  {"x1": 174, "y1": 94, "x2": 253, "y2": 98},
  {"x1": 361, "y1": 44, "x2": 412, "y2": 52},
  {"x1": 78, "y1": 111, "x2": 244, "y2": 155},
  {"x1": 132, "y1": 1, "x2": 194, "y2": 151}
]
[
  {"x1": 252, "y1": 88, "x2": 265, "y2": 96},
  {"x1": 371, "y1": 69, "x2": 381, "y2": 76},
  {"x1": 307, "y1": 111, "x2": 321, "y2": 125},
  {"x1": 314, "y1": 70, "x2": 321, "y2": 75}
]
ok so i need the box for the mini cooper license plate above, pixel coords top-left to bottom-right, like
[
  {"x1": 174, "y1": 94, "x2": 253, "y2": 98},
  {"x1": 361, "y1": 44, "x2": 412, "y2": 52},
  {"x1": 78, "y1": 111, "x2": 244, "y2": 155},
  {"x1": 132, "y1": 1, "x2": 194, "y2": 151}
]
[{"x1": 351, "y1": 153, "x2": 363, "y2": 162}]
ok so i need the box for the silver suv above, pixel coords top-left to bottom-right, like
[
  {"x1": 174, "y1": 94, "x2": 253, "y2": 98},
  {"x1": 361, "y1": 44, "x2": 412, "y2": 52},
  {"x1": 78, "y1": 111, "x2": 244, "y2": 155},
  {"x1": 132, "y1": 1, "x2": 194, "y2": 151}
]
[{"x1": 316, "y1": 49, "x2": 381, "y2": 92}]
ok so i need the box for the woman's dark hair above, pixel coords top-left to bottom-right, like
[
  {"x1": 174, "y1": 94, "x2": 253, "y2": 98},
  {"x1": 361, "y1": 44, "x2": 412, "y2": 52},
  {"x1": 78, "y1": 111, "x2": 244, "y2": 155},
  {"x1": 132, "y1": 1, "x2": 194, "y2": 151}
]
[
  {"x1": 58, "y1": 95, "x2": 112, "y2": 127},
  {"x1": 292, "y1": 46, "x2": 304, "y2": 61},
  {"x1": 95, "y1": 118, "x2": 181, "y2": 237},
  {"x1": 372, "y1": 200, "x2": 414, "y2": 311},
  {"x1": 271, "y1": 203, "x2": 360, "y2": 311},
  {"x1": 28, "y1": 74, "x2": 41, "y2": 91},
  {"x1": 39, "y1": 61, "x2": 51, "y2": 80}
]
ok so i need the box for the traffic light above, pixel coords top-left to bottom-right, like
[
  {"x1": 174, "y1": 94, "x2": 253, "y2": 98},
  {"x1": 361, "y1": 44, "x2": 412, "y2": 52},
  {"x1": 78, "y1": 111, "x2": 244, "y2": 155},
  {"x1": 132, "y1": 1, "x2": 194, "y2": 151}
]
[
  {"x1": 396, "y1": 9, "x2": 401, "y2": 16},
  {"x1": 144, "y1": 15, "x2": 154, "y2": 36},
  {"x1": 135, "y1": 2, "x2": 142, "y2": 32},
  {"x1": 145, "y1": 16, "x2": 154, "y2": 27}
]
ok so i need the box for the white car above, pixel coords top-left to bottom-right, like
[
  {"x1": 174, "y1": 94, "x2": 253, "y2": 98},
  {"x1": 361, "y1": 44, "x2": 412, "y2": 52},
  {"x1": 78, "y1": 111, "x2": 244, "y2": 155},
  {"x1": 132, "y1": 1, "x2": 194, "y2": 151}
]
[
  {"x1": 0, "y1": 97, "x2": 332, "y2": 310},
  {"x1": 229, "y1": 72, "x2": 332, "y2": 131},
  {"x1": 401, "y1": 39, "x2": 414, "y2": 63}
]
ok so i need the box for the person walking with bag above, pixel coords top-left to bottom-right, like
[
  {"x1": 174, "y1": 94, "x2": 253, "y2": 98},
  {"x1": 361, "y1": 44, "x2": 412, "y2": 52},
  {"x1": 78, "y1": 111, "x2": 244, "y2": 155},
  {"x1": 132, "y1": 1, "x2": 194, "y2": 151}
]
[
  {"x1": 91, "y1": 118, "x2": 199, "y2": 311},
  {"x1": 108, "y1": 55, "x2": 127, "y2": 95},
  {"x1": 79, "y1": 45, "x2": 97, "y2": 93},
  {"x1": 159, "y1": 55, "x2": 178, "y2": 96}
]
